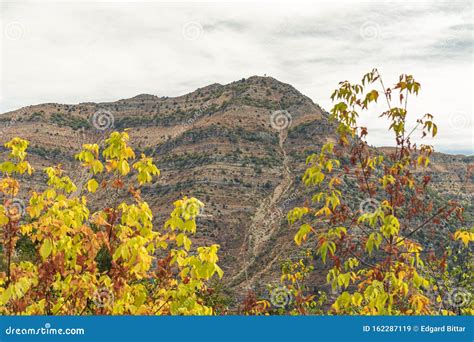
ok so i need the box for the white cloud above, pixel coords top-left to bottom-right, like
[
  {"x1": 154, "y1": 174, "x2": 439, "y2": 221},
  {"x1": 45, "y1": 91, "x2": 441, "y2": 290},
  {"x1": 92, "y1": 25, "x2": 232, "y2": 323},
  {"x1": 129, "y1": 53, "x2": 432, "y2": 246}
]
[{"x1": 0, "y1": 0, "x2": 472, "y2": 154}]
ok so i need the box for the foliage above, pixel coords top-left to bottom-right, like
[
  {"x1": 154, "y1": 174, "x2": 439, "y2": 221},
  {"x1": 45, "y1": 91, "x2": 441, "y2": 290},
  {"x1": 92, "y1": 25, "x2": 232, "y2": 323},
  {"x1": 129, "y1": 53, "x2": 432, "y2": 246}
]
[
  {"x1": 287, "y1": 69, "x2": 473, "y2": 315},
  {"x1": 0, "y1": 132, "x2": 223, "y2": 315}
]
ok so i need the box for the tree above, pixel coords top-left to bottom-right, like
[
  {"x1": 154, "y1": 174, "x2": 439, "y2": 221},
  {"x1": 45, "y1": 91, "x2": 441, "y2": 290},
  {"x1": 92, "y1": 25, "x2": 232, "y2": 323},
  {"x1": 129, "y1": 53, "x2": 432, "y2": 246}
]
[
  {"x1": 0, "y1": 131, "x2": 223, "y2": 315},
  {"x1": 287, "y1": 69, "x2": 473, "y2": 315}
]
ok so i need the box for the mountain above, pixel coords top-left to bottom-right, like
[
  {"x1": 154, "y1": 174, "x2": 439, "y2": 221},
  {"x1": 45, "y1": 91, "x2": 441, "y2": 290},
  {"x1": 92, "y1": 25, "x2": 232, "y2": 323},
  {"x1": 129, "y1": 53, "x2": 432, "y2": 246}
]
[{"x1": 1, "y1": 76, "x2": 472, "y2": 300}]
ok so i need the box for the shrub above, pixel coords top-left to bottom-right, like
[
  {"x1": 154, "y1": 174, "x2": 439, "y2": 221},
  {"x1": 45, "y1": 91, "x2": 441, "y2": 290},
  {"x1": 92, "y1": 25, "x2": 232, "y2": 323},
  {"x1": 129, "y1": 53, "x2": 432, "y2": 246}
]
[{"x1": 0, "y1": 132, "x2": 223, "y2": 315}]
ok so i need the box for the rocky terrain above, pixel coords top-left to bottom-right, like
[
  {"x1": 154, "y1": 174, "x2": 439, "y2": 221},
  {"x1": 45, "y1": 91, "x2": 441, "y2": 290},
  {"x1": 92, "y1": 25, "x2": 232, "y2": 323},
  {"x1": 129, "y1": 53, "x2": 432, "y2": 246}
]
[{"x1": 1, "y1": 76, "x2": 472, "y2": 300}]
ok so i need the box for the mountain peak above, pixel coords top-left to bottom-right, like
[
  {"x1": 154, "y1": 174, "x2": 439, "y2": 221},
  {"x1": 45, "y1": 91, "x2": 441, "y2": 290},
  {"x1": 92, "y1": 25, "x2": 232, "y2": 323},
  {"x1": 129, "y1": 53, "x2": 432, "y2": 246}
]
[{"x1": 128, "y1": 94, "x2": 159, "y2": 101}]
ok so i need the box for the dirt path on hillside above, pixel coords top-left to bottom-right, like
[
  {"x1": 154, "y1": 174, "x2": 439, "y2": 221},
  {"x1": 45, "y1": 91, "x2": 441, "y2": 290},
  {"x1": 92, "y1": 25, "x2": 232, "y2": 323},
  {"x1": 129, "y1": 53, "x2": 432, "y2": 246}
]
[
  {"x1": 231, "y1": 129, "x2": 294, "y2": 288},
  {"x1": 251, "y1": 130, "x2": 292, "y2": 251}
]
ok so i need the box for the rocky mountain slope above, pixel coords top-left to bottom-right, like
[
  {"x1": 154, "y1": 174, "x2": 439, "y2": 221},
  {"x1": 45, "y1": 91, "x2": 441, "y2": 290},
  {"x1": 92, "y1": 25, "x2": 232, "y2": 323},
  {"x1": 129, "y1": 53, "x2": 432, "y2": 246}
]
[{"x1": 1, "y1": 76, "x2": 472, "y2": 299}]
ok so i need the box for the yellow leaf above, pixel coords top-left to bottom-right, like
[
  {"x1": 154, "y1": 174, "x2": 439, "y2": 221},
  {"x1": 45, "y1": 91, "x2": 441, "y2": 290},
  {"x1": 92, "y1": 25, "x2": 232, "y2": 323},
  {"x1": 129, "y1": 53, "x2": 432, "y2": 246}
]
[
  {"x1": 39, "y1": 239, "x2": 53, "y2": 260},
  {"x1": 87, "y1": 179, "x2": 99, "y2": 193},
  {"x1": 454, "y1": 230, "x2": 473, "y2": 247},
  {"x1": 352, "y1": 293, "x2": 363, "y2": 306},
  {"x1": 294, "y1": 224, "x2": 312, "y2": 246}
]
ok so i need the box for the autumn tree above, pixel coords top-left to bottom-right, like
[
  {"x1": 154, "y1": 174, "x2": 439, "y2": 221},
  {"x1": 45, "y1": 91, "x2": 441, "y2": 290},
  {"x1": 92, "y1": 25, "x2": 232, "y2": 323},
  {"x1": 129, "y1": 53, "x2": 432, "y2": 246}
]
[
  {"x1": 0, "y1": 132, "x2": 223, "y2": 315},
  {"x1": 287, "y1": 69, "x2": 473, "y2": 315}
]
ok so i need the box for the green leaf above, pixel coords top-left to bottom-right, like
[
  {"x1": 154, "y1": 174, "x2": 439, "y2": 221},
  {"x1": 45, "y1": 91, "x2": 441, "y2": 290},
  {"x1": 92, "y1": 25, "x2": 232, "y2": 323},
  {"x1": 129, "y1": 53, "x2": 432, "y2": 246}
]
[
  {"x1": 39, "y1": 239, "x2": 53, "y2": 260},
  {"x1": 320, "y1": 243, "x2": 328, "y2": 263}
]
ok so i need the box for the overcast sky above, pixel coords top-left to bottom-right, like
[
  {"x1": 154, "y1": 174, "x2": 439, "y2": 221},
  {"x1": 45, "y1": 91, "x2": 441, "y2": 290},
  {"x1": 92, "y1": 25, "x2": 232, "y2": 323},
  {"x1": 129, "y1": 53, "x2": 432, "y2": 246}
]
[{"x1": 1, "y1": 0, "x2": 472, "y2": 154}]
